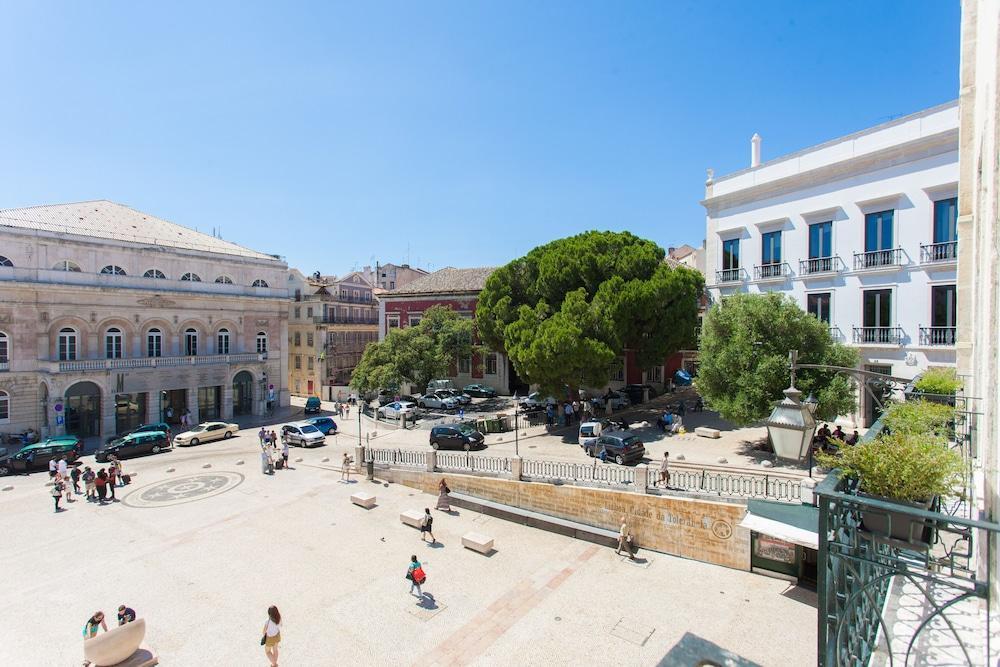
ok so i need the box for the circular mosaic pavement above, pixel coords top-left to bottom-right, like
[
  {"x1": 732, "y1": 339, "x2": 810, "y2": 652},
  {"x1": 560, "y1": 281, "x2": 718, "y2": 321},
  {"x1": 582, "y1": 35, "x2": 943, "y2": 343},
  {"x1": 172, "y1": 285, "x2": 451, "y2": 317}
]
[{"x1": 123, "y1": 472, "x2": 244, "y2": 508}]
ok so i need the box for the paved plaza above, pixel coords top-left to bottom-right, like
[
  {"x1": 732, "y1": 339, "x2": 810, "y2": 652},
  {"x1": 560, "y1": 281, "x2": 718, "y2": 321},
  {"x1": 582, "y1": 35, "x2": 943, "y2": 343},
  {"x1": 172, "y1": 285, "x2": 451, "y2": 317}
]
[{"x1": 1, "y1": 428, "x2": 817, "y2": 666}]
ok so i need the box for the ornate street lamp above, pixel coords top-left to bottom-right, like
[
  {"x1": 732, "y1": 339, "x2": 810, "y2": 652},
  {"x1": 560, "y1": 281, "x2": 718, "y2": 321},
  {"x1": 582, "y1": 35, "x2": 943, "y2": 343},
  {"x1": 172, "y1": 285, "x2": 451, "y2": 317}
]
[
  {"x1": 803, "y1": 392, "x2": 819, "y2": 416},
  {"x1": 764, "y1": 385, "x2": 816, "y2": 462}
]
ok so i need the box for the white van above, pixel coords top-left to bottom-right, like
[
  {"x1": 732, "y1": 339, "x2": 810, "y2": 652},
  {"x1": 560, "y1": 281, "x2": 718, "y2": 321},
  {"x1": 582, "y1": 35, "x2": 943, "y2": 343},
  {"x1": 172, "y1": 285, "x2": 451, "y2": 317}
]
[
  {"x1": 579, "y1": 420, "x2": 605, "y2": 448},
  {"x1": 426, "y1": 379, "x2": 455, "y2": 393}
]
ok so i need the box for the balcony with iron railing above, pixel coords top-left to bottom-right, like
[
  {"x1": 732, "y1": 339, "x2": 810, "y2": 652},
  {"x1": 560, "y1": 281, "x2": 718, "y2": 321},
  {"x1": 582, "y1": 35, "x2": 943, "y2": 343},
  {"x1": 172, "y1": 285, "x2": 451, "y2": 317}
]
[
  {"x1": 852, "y1": 326, "x2": 904, "y2": 346},
  {"x1": 826, "y1": 325, "x2": 843, "y2": 341},
  {"x1": 798, "y1": 255, "x2": 845, "y2": 277},
  {"x1": 919, "y1": 240, "x2": 958, "y2": 265},
  {"x1": 752, "y1": 262, "x2": 791, "y2": 281},
  {"x1": 918, "y1": 326, "x2": 956, "y2": 346},
  {"x1": 853, "y1": 248, "x2": 905, "y2": 271},
  {"x1": 714, "y1": 268, "x2": 747, "y2": 284},
  {"x1": 0, "y1": 360, "x2": 8, "y2": 372},
  {"x1": 314, "y1": 315, "x2": 378, "y2": 325}
]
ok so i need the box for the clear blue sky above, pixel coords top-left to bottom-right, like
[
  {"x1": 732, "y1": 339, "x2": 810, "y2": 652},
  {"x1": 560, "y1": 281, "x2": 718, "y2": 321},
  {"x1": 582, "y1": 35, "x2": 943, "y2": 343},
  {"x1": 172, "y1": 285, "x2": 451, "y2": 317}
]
[{"x1": 0, "y1": 1, "x2": 960, "y2": 276}]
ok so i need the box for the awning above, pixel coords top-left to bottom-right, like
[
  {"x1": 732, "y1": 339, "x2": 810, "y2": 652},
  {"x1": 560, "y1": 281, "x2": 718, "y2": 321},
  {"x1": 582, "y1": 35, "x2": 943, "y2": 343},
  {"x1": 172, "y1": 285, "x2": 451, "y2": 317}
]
[{"x1": 739, "y1": 499, "x2": 820, "y2": 550}]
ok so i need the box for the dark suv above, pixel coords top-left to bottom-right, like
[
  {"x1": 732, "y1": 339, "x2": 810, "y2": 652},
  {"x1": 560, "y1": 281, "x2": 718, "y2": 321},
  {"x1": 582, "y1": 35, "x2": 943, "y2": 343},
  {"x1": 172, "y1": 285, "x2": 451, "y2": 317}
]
[
  {"x1": 96, "y1": 431, "x2": 171, "y2": 462},
  {"x1": 105, "y1": 422, "x2": 173, "y2": 445},
  {"x1": 429, "y1": 423, "x2": 485, "y2": 451},
  {"x1": 0, "y1": 440, "x2": 80, "y2": 476},
  {"x1": 585, "y1": 430, "x2": 646, "y2": 465}
]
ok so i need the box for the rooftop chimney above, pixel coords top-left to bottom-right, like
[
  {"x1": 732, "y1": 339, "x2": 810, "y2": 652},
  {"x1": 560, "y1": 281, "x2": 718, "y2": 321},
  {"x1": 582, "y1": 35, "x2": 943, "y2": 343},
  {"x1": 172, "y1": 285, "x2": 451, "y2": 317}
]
[{"x1": 751, "y1": 133, "x2": 762, "y2": 168}]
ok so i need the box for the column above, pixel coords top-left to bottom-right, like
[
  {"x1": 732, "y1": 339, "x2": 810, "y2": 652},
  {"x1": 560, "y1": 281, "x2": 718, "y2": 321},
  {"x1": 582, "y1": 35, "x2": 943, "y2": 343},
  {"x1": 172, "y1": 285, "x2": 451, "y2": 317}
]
[
  {"x1": 221, "y1": 380, "x2": 234, "y2": 421},
  {"x1": 187, "y1": 386, "x2": 199, "y2": 425},
  {"x1": 100, "y1": 383, "x2": 116, "y2": 438},
  {"x1": 634, "y1": 463, "x2": 649, "y2": 493}
]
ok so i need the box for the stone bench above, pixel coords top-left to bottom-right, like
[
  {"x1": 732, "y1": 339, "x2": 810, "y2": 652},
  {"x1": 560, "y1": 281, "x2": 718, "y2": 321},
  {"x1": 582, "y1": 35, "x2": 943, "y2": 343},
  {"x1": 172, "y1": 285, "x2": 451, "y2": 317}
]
[
  {"x1": 695, "y1": 426, "x2": 721, "y2": 439},
  {"x1": 462, "y1": 532, "x2": 495, "y2": 554},
  {"x1": 84, "y1": 618, "x2": 154, "y2": 666},
  {"x1": 350, "y1": 492, "x2": 376, "y2": 509},
  {"x1": 400, "y1": 509, "x2": 424, "y2": 528}
]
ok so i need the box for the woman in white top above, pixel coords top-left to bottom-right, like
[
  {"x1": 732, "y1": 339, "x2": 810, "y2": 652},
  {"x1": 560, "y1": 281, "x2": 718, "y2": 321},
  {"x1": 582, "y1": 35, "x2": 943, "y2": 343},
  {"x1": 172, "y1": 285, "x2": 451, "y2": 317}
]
[{"x1": 262, "y1": 605, "x2": 281, "y2": 666}]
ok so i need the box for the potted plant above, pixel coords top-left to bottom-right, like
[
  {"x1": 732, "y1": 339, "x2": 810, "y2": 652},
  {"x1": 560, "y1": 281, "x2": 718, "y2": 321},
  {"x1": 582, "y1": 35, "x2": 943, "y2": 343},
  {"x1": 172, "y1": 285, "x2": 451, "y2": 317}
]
[
  {"x1": 817, "y1": 430, "x2": 964, "y2": 543},
  {"x1": 904, "y1": 367, "x2": 961, "y2": 405},
  {"x1": 881, "y1": 399, "x2": 956, "y2": 440}
]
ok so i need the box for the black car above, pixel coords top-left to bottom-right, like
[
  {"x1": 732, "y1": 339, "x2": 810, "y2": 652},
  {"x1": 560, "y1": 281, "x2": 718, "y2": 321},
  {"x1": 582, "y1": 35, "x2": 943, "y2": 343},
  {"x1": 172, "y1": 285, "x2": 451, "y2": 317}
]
[
  {"x1": 96, "y1": 431, "x2": 171, "y2": 463},
  {"x1": 429, "y1": 423, "x2": 485, "y2": 451},
  {"x1": 623, "y1": 384, "x2": 659, "y2": 404},
  {"x1": 585, "y1": 430, "x2": 646, "y2": 465}
]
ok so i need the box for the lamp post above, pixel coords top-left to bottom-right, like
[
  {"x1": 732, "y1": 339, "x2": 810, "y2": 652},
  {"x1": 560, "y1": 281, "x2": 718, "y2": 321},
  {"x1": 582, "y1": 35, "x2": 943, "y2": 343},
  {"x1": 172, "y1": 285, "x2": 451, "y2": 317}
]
[
  {"x1": 803, "y1": 392, "x2": 819, "y2": 416},
  {"x1": 764, "y1": 350, "x2": 817, "y2": 468},
  {"x1": 514, "y1": 398, "x2": 520, "y2": 457}
]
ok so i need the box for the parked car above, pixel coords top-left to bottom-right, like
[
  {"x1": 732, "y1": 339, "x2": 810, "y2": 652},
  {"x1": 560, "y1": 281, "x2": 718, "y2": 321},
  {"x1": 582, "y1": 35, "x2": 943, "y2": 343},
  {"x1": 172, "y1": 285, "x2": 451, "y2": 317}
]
[
  {"x1": 578, "y1": 420, "x2": 610, "y2": 448},
  {"x1": 518, "y1": 392, "x2": 556, "y2": 412},
  {"x1": 304, "y1": 396, "x2": 322, "y2": 414},
  {"x1": 437, "y1": 389, "x2": 471, "y2": 405},
  {"x1": 104, "y1": 422, "x2": 173, "y2": 445},
  {"x1": 417, "y1": 394, "x2": 458, "y2": 410},
  {"x1": 584, "y1": 430, "x2": 646, "y2": 465},
  {"x1": 589, "y1": 391, "x2": 630, "y2": 410},
  {"x1": 281, "y1": 422, "x2": 326, "y2": 447},
  {"x1": 377, "y1": 401, "x2": 417, "y2": 419},
  {"x1": 173, "y1": 422, "x2": 239, "y2": 446},
  {"x1": 463, "y1": 384, "x2": 497, "y2": 398},
  {"x1": 426, "y1": 380, "x2": 455, "y2": 393},
  {"x1": 429, "y1": 423, "x2": 485, "y2": 451},
  {"x1": 306, "y1": 416, "x2": 338, "y2": 434},
  {"x1": 623, "y1": 384, "x2": 659, "y2": 403},
  {"x1": 0, "y1": 439, "x2": 81, "y2": 476},
  {"x1": 96, "y1": 431, "x2": 170, "y2": 462}
]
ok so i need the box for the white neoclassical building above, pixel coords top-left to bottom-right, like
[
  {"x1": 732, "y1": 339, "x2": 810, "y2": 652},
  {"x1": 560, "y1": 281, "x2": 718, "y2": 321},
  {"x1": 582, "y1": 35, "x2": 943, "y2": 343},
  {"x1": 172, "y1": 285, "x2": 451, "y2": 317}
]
[
  {"x1": 0, "y1": 200, "x2": 290, "y2": 441},
  {"x1": 702, "y1": 102, "x2": 959, "y2": 425}
]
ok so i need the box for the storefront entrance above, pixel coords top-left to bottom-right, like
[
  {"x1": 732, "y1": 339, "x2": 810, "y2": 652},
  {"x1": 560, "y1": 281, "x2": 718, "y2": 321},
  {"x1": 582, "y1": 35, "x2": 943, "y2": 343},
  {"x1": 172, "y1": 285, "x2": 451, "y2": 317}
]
[
  {"x1": 65, "y1": 381, "x2": 102, "y2": 438},
  {"x1": 115, "y1": 393, "x2": 147, "y2": 435},
  {"x1": 233, "y1": 371, "x2": 253, "y2": 416},
  {"x1": 864, "y1": 364, "x2": 893, "y2": 427},
  {"x1": 162, "y1": 389, "x2": 188, "y2": 425},
  {"x1": 199, "y1": 386, "x2": 222, "y2": 421}
]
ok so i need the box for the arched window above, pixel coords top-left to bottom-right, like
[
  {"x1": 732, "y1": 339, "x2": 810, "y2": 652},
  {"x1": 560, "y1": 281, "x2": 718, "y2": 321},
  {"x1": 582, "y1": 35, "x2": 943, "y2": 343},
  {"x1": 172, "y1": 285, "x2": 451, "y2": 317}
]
[
  {"x1": 217, "y1": 328, "x2": 230, "y2": 355},
  {"x1": 143, "y1": 269, "x2": 166, "y2": 279},
  {"x1": 0, "y1": 390, "x2": 9, "y2": 422},
  {"x1": 184, "y1": 328, "x2": 199, "y2": 356},
  {"x1": 0, "y1": 256, "x2": 12, "y2": 267},
  {"x1": 0, "y1": 331, "x2": 8, "y2": 364},
  {"x1": 58, "y1": 327, "x2": 78, "y2": 361},
  {"x1": 214, "y1": 275, "x2": 233, "y2": 284},
  {"x1": 146, "y1": 328, "x2": 162, "y2": 358},
  {"x1": 100, "y1": 265, "x2": 127, "y2": 276},
  {"x1": 256, "y1": 331, "x2": 268, "y2": 354},
  {"x1": 105, "y1": 327, "x2": 123, "y2": 359},
  {"x1": 180, "y1": 272, "x2": 202, "y2": 282},
  {"x1": 53, "y1": 260, "x2": 82, "y2": 272},
  {"x1": 252, "y1": 279, "x2": 269, "y2": 288}
]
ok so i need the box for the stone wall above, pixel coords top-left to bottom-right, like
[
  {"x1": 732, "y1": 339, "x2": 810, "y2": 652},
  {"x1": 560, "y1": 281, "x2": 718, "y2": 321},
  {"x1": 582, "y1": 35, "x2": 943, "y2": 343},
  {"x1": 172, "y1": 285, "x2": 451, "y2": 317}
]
[{"x1": 379, "y1": 466, "x2": 750, "y2": 570}]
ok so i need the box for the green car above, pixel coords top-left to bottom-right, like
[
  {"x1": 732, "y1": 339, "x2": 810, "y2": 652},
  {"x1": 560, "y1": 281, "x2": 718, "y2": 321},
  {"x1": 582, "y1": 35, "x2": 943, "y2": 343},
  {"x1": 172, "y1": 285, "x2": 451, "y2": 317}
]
[
  {"x1": 0, "y1": 438, "x2": 81, "y2": 476},
  {"x1": 463, "y1": 384, "x2": 497, "y2": 398},
  {"x1": 304, "y1": 396, "x2": 322, "y2": 414}
]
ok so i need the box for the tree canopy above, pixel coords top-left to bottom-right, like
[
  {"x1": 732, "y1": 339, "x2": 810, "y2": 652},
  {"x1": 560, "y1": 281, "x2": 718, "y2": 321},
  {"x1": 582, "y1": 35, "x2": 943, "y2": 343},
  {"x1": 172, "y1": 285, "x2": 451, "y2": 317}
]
[
  {"x1": 475, "y1": 231, "x2": 704, "y2": 396},
  {"x1": 696, "y1": 292, "x2": 859, "y2": 425},
  {"x1": 350, "y1": 305, "x2": 476, "y2": 395}
]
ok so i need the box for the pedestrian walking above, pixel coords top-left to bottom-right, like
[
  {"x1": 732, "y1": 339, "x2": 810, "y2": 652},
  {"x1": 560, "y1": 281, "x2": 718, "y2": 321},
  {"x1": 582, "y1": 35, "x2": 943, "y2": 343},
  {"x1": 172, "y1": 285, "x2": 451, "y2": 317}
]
[
  {"x1": 269, "y1": 430, "x2": 278, "y2": 448},
  {"x1": 281, "y1": 439, "x2": 289, "y2": 469},
  {"x1": 615, "y1": 515, "x2": 635, "y2": 560},
  {"x1": 117, "y1": 605, "x2": 136, "y2": 625},
  {"x1": 435, "y1": 478, "x2": 451, "y2": 511},
  {"x1": 63, "y1": 471, "x2": 75, "y2": 503},
  {"x1": 261, "y1": 444, "x2": 272, "y2": 475},
  {"x1": 572, "y1": 400, "x2": 580, "y2": 423},
  {"x1": 165, "y1": 405, "x2": 174, "y2": 423},
  {"x1": 406, "y1": 555, "x2": 426, "y2": 597},
  {"x1": 109, "y1": 454, "x2": 125, "y2": 486},
  {"x1": 70, "y1": 465, "x2": 82, "y2": 494},
  {"x1": 57, "y1": 455, "x2": 69, "y2": 480},
  {"x1": 258, "y1": 427, "x2": 266, "y2": 446},
  {"x1": 261, "y1": 605, "x2": 282, "y2": 667},
  {"x1": 95, "y1": 469, "x2": 109, "y2": 503},
  {"x1": 106, "y1": 464, "x2": 118, "y2": 501},
  {"x1": 658, "y1": 452, "x2": 670, "y2": 488},
  {"x1": 50, "y1": 476, "x2": 63, "y2": 512},
  {"x1": 341, "y1": 452, "x2": 353, "y2": 481},
  {"x1": 563, "y1": 402, "x2": 573, "y2": 427},
  {"x1": 420, "y1": 508, "x2": 436, "y2": 544},
  {"x1": 181, "y1": 407, "x2": 191, "y2": 428},
  {"x1": 82, "y1": 467, "x2": 96, "y2": 501},
  {"x1": 545, "y1": 403, "x2": 555, "y2": 427}
]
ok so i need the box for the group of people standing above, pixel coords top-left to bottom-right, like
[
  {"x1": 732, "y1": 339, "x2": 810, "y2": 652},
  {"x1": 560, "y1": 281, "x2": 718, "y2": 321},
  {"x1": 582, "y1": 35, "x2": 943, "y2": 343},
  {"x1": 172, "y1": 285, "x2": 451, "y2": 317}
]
[
  {"x1": 258, "y1": 428, "x2": 287, "y2": 475},
  {"x1": 545, "y1": 399, "x2": 592, "y2": 428},
  {"x1": 49, "y1": 454, "x2": 127, "y2": 512}
]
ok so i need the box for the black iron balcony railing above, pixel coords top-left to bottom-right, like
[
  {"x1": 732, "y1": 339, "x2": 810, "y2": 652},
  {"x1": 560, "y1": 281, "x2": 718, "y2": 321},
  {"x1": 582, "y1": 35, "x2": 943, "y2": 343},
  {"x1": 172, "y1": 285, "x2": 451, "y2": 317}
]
[
  {"x1": 314, "y1": 315, "x2": 378, "y2": 325},
  {"x1": 919, "y1": 240, "x2": 958, "y2": 264},
  {"x1": 715, "y1": 268, "x2": 746, "y2": 284},
  {"x1": 919, "y1": 326, "x2": 957, "y2": 346},
  {"x1": 853, "y1": 248, "x2": 905, "y2": 271},
  {"x1": 752, "y1": 262, "x2": 791, "y2": 281},
  {"x1": 852, "y1": 326, "x2": 904, "y2": 345},
  {"x1": 799, "y1": 256, "x2": 845, "y2": 276}
]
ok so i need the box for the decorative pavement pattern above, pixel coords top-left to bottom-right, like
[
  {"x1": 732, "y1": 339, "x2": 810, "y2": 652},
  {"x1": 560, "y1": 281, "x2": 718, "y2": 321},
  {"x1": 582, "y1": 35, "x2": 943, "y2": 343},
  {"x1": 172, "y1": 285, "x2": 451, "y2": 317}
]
[{"x1": 123, "y1": 472, "x2": 244, "y2": 508}]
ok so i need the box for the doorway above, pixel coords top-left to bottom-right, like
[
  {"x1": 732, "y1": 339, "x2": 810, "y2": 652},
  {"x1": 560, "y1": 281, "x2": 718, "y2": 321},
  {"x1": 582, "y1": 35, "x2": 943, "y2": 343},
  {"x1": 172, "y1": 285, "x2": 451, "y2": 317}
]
[
  {"x1": 115, "y1": 393, "x2": 147, "y2": 434},
  {"x1": 233, "y1": 371, "x2": 254, "y2": 416},
  {"x1": 864, "y1": 364, "x2": 893, "y2": 427},
  {"x1": 65, "y1": 381, "x2": 102, "y2": 438},
  {"x1": 162, "y1": 389, "x2": 187, "y2": 425}
]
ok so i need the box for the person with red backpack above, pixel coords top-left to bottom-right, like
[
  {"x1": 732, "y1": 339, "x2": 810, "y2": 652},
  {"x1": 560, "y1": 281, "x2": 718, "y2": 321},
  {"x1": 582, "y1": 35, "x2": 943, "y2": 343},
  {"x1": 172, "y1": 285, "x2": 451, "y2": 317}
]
[{"x1": 406, "y1": 555, "x2": 426, "y2": 597}]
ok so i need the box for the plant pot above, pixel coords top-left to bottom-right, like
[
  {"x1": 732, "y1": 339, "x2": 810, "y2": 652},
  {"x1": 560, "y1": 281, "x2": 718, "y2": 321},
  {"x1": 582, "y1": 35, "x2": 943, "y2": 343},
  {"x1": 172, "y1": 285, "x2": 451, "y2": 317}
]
[{"x1": 858, "y1": 493, "x2": 935, "y2": 544}]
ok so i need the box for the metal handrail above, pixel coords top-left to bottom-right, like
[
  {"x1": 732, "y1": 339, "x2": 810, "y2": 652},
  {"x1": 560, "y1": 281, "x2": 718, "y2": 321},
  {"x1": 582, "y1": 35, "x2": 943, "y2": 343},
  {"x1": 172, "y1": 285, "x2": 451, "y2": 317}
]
[
  {"x1": 853, "y1": 248, "x2": 905, "y2": 270},
  {"x1": 919, "y1": 241, "x2": 958, "y2": 263}
]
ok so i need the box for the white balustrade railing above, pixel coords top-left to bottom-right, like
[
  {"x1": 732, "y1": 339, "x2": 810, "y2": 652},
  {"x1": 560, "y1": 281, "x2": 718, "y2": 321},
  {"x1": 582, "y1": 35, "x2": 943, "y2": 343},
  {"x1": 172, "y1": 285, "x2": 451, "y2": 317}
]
[
  {"x1": 56, "y1": 353, "x2": 265, "y2": 372},
  {"x1": 522, "y1": 459, "x2": 635, "y2": 486},
  {"x1": 366, "y1": 447, "x2": 425, "y2": 469}
]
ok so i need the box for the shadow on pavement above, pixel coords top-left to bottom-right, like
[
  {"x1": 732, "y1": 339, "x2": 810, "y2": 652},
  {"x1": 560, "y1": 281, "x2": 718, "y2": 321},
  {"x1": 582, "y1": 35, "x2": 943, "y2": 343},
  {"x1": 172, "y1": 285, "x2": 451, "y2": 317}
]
[{"x1": 657, "y1": 632, "x2": 764, "y2": 667}]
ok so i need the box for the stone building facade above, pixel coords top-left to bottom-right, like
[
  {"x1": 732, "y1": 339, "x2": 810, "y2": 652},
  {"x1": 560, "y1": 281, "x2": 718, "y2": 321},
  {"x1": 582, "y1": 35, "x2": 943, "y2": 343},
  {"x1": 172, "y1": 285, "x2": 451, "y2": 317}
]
[
  {"x1": 361, "y1": 262, "x2": 428, "y2": 291},
  {"x1": 0, "y1": 200, "x2": 289, "y2": 441}
]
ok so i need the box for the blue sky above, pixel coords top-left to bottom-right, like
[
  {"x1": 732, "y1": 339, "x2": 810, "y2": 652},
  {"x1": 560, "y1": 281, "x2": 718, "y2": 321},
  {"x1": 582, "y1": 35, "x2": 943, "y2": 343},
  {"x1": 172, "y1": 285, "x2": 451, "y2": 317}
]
[{"x1": 0, "y1": 1, "x2": 959, "y2": 276}]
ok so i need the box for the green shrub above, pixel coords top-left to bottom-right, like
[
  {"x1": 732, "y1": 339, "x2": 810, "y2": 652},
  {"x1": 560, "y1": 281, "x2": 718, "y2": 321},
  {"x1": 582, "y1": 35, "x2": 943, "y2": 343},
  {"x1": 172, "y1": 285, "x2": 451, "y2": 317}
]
[
  {"x1": 817, "y1": 432, "x2": 964, "y2": 502},
  {"x1": 881, "y1": 399, "x2": 955, "y2": 437},
  {"x1": 913, "y1": 367, "x2": 962, "y2": 395}
]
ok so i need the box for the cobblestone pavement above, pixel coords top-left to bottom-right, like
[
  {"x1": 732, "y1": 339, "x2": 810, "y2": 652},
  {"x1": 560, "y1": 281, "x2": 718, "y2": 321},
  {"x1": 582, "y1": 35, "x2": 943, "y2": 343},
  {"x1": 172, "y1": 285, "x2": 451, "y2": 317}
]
[{"x1": 1, "y1": 434, "x2": 817, "y2": 666}]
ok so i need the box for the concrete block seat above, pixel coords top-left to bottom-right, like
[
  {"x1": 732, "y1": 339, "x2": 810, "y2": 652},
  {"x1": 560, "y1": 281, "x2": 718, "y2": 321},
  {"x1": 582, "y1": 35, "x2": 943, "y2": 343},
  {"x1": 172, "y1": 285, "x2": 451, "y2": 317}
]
[
  {"x1": 400, "y1": 509, "x2": 424, "y2": 528},
  {"x1": 695, "y1": 427, "x2": 721, "y2": 439},
  {"x1": 351, "y1": 491, "x2": 376, "y2": 509},
  {"x1": 84, "y1": 618, "x2": 152, "y2": 666},
  {"x1": 462, "y1": 532, "x2": 495, "y2": 554}
]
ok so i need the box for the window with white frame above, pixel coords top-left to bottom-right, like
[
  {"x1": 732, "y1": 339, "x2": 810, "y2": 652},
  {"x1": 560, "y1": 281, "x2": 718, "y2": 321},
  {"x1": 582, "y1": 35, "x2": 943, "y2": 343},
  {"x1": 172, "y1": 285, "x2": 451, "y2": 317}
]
[
  {"x1": 0, "y1": 331, "x2": 8, "y2": 364},
  {"x1": 0, "y1": 389, "x2": 8, "y2": 422},
  {"x1": 387, "y1": 316, "x2": 400, "y2": 330},
  {"x1": 306, "y1": 332, "x2": 314, "y2": 347},
  {"x1": 0, "y1": 256, "x2": 12, "y2": 267},
  {"x1": 105, "y1": 327, "x2": 123, "y2": 359},
  {"x1": 58, "y1": 327, "x2": 78, "y2": 361},
  {"x1": 485, "y1": 353, "x2": 497, "y2": 375},
  {"x1": 252, "y1": 279, "x2": 269, "y2": 288},
  {"x1": 647, "y1": 366, "x2": 662, "y2": 383},
  {"x1": 294, "y1": 332, "x2": 301, "y2": 347},
  {"x1": 215, "y1": 275, "x2": 233, "y2": 284},
  {"x1": 408, "y1": 315, "x2": 422, "y2": 327},
  {"x1": 217, "y1": 328, "x2": 231, "y2": 355},
  {"x1": 53, "y1": 260, "x2": 82, "y2": 272},
  {"x1": 184, "y1": 328, "x2": 199, "y2": 356},
  {"x1": 307, "y1": 356, "x2": 314, "y2": 370},
  {"x1": 295, "y1": 355, "x2": 302, "y2": 370},
  {"x1": 144, "y1": 269, "x2": 166, "y2": 279},
  {"x1": 610, "y1": 359, "x2": 624, "y2": 382},
  {"x1": 256, "y1": 332, "x2": 268, "y2": 354},
  {"x1": 101, "y1": 265, "x2": 127, "y2": 276},
  {"x1": 458, "y1": 356, "x2": 471, "y2": 374},
  {"x1": 180, "y1": 272, "x2": 202, "y2": 282},
  {"x1": 146, "y1": 328, "x2": 162, "y2": 357}
]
